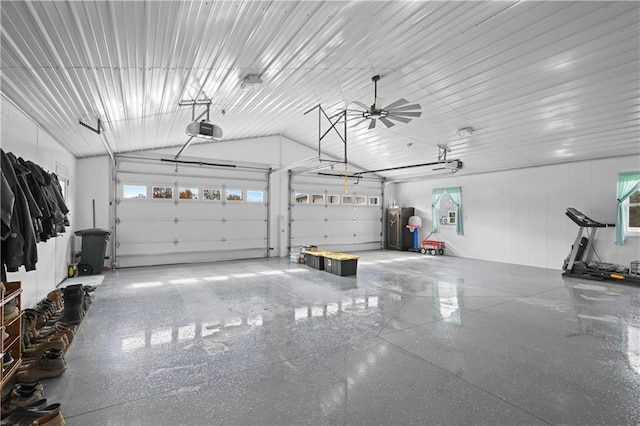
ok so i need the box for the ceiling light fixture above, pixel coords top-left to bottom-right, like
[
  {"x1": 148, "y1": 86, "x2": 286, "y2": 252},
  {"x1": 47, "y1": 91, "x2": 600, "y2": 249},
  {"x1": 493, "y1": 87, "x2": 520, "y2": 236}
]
[
  {"x1": 240, "y1": 74, "x2": 263, "y2": 91},
  {"x1": 456, "y1": 126, "x2": 475, "y2": 138}
]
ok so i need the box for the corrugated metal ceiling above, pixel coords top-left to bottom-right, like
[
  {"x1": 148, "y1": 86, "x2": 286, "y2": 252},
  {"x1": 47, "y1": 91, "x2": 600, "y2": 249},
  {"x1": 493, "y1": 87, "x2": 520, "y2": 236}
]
[{"x1": 1, "y1": 1, "x2": 638, "y2": 180}]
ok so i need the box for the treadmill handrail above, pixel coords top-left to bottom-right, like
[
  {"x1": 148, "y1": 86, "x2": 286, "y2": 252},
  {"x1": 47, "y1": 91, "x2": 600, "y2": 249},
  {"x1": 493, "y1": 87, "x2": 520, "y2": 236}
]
[{"x1": 565, "y1": 208, "x2": 615, "y2": 228}]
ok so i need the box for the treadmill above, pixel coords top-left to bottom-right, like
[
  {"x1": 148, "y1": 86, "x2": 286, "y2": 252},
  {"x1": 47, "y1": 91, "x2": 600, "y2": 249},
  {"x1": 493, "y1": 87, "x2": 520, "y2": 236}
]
[{"x1": 562, "y1": 207, "x2": 640, "y2": 284}]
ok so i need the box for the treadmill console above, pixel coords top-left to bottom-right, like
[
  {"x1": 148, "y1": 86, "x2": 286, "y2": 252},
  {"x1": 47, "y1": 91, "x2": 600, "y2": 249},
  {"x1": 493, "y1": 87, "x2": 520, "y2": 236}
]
[{"x1": 565, "y1": 208, "x2": 614, "y2": 228}]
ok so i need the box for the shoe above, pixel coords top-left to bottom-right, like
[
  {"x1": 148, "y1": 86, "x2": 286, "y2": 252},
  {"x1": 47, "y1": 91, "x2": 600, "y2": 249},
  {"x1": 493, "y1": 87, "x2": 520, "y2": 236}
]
[
  {"x1": 0, "y1": 402, "x2": 60, "y2": 426},
  {"x1": 1, "y1": 397, "x2": 48, "y2": 417},
  {"x1": 30, "y1": 324, "x2": 75, "y2": 345},
  {"x1": 1, "y1": 326, "x2": 8, "y2": 342},
  {"x1": 3, "y1": 350, "x2": 14, "y2": 367},
  {"x1": 11, "y1": 382, "x2": 45, "y2": 398},
  {"x1": 23, "y1": 335, "x2": 68, "y2": 359},
  {"x1": 3, "y1": 300, "x2": 20, "y2": 324},
  {"x1": 14, "y1": 351, "x2": 65, "y2": 382},
  {"x1": 32, "y1": 411, "x2": 66, "y2": 426},
  {"x1": 46, "y1": 290, "x2": 63, "y2": 311}
]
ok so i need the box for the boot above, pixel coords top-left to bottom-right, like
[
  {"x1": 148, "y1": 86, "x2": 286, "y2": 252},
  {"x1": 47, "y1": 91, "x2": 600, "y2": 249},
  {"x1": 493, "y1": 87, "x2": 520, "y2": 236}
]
[
  {"x1": 61, "y1": 284, "x2": 84, "y2": 325},
  {"x1": 46, "y1": 290, "x2": 63, "y2": 311},
  {"x1": 14, "y1": 351, "x2": 66, "y2": 382},
  {"x1": 23, "y1": 335, "x2": 68, "y2": 359}
]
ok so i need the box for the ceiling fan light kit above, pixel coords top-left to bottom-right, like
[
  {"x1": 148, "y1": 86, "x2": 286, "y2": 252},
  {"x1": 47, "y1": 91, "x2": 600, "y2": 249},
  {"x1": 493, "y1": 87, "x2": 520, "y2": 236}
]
[{"x1": 346, "y1": 75, "x2": 422, "y2": 129}]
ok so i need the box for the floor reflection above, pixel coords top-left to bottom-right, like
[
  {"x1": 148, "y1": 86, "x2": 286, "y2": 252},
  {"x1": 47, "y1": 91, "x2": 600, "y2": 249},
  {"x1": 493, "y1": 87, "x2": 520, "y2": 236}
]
[{"x1": 565, "y1": 281, "x2": 640, "y2": 375}]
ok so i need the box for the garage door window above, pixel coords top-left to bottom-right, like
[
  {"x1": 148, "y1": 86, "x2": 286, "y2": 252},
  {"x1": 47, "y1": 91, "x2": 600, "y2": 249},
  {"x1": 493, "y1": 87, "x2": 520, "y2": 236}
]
[
  {"x1": 328, "y1": 195, "x2": 340, "y2": 205},
  {"x1": 295, "y1": 193, "x2": 309, "y2": 204},
  {"x1": 355, "y1": 196, "x2": 367, "y2": 205},
  {"x1": 312, "y1": 194, "x2": 324, "y2": 204},
  {"x1": 203, "y1": 189, "x2": 221, "y2": 201},
  {"x1": 342, "y1": 195, "x2": 353, "y2": 205},
  {"x1": 179, "y1": 187, "x2": 199, "y2": 200},
  {"x1": 247, "y1": 191, "x2": 264, "y2": 203},
  {"x1": 123, "y1": 185, "x2": 147, "y2": 199},
  {"x1": 369, "y1": 196, "x2": 379, "y2": 206},
  {"x1": 153, "y1": 186, "x2": 173, "y2": 199},
  {"x1": 226, "y1": 189, "x2": 243, "y2": 201}
]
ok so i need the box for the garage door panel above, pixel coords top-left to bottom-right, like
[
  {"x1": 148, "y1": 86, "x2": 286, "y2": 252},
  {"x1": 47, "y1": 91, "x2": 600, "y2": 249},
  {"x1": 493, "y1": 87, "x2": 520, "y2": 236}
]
[
  {"x1": 117, "y1": 222, "x2": 174, "y2": 244},
  {"x1": 116, "y1": 156, "x2": 268, "y2": 267},
  {"x1": 118, "y1": 201, "x2": 176, "y2": 221},
  {"x1": 290, "y1": 176, "x2": 383, "y2": 253},
  {"x1": 175, "y1": 222, "x2": 224, "y2": 240}
]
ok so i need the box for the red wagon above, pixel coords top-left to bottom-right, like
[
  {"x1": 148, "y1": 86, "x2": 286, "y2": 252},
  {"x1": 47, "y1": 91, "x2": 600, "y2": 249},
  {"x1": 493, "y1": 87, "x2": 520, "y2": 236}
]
[{"x1": 420, "y1": 239, "x2": 445, "y2": 255}]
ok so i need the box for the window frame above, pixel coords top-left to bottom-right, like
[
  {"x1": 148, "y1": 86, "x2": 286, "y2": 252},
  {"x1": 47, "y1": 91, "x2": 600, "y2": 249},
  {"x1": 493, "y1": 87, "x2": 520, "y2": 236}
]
[
  {"x1": 225, "y1": 189, "x2": 244, "y2": 202},
  {"x1": 203, "y1": 188, "x2": 222, "y2": 201},
  {"x1": 627, "y1": 189, "x2": 640, "y2": 234},
  {"x1": 246, "y1": 190, "x2": 264, "y2": 203},
  {"x1": 179, "y1": 187, "x2": 199, "y2": 200},
  {"x1": 152, "y1": 186, "x2": 174, "y2": 200},
  {"x1": 123, "y1": 184, "x2": 148, "y2": 200}
]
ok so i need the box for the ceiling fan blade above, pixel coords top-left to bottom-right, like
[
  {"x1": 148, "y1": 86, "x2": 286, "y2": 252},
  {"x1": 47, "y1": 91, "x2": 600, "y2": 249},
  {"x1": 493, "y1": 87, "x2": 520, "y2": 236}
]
[
  {"x1": 379, "y1": 117, "x2": 395, "y2": 128},
  {"x1": 385, "y1": 115, "x2": 412, "y2": 123},
  {"x1": 350, "y1": 118, "x2": 370, "y2": 128},
  {"x1": 382, "y1": 98, "x2": 410, "y2": 110},
  {"x1": 352, "y1": 101, "x2": 370, "y2": 111},
  {"x1": 388, "y1": 103, "x2": 422, "y2": 112},
  {"x1": 368, "y1": 119, "x2": 376, "y2": 129},
  {"x1": 388, "y1": 111, "x2": 422, "y2": 118}
]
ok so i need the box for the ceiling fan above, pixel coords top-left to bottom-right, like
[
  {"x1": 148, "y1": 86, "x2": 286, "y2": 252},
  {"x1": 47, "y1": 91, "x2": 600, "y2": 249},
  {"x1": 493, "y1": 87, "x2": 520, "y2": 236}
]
[{"x1": 346, "y1": 75, "x2": 422, "y2": 129}]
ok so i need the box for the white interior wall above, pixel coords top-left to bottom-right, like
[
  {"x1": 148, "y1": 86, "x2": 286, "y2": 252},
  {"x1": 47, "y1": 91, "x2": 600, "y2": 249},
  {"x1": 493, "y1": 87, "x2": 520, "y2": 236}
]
[
  {"x1": 393, "y1": 155, "x2": 640, "y2": 270},
  {"x1": 1, "y1": 98, "x2": 77, "y2": 308}
]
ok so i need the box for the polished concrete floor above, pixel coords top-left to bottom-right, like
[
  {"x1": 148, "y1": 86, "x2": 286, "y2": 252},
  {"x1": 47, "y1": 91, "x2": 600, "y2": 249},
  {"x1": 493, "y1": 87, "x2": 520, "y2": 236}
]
[{"x1": 46, "y1": 250, "x2": 640, "y2": 425}]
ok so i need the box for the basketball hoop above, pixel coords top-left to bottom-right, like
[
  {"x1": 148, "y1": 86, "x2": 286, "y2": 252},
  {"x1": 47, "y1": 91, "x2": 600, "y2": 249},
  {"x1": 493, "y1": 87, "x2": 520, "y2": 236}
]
[{"x1": 406, "y1": 224, "x2": 420, "y2": 233}]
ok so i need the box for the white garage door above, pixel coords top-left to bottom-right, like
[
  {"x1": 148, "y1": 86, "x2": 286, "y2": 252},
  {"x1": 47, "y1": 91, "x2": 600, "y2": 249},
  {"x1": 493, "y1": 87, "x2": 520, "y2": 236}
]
[
  {"x1": 290, "y1": 174, "x2": 383, "y2": 253},
  {"x1": 115, "y1": 156, "x2": 269, "y2": 268}
]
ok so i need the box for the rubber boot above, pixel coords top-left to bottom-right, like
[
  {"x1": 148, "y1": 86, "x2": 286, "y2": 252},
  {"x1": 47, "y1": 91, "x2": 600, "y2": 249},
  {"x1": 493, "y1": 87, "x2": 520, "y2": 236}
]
[{"x1": 61, "y1": 284, "x2": 84, "y2": 325}]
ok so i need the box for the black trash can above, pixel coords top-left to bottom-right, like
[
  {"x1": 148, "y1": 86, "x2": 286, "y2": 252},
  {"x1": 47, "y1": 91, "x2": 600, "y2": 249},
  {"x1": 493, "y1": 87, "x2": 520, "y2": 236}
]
[{"x1": 75, "y1": 228, "x2": 111, "y2": 275}]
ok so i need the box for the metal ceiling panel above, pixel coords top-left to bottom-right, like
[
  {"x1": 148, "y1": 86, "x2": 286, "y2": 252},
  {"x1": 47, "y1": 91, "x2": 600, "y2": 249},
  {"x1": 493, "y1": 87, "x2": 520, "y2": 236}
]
[{"x1": 1, "y1": 1, "x2": 638, "y2": 180}]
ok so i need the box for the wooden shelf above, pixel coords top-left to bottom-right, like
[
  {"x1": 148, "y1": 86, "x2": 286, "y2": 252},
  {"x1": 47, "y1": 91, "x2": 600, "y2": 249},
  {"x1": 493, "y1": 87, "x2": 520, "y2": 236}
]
[{"x1": 1, "y1": 281, "x2": 23, "y2": 389}]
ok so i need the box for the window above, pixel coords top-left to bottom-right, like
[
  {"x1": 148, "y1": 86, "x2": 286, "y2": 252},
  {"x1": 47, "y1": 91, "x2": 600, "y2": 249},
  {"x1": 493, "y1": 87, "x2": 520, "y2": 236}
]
[
  {"x1": 226, "y1": 189, "x2": 243, "y2": 201},
  {"x1": 179, "y1": 187, "x2": 199, "y2": 200},
  {"x1": 311, "y1": 194, "x2": 324, "y2": 204},
  {"x1": 369, "y1": 196, "x2": 379, "y2": 206},
  {"x1": 203, "y1": 189, "x2": 221, "y2": 201},
  {"x1": 295, "y1": 193, "x2": 309, "y2": 204},
  {"x1": 431, "y1": 186, "x2": 463, "y2": 235},
  {"x1": 328, "y1": 195, "x2": 340, "y2": 205},
  {"x1": 153, "y1": 186, "x2": 173, "y2": 199},
  {"x1": 447, "y1": 211, "x2": 457, "y2": 225},
  {"x1": 629, "y1": 189, "x2": 640, "y2": 231},
  {"x1": 123, "y1": 185, "x2": 147, "y2": 199},
  {"x1": 247, "y1": 191, "x2": 264, "y2": 203},
  {"x1": 355, "y1": 196, "x2": 367, "y2": 205},
  {"x1": 616, "y1": 171, "x2": 640, "y2": 244}
]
